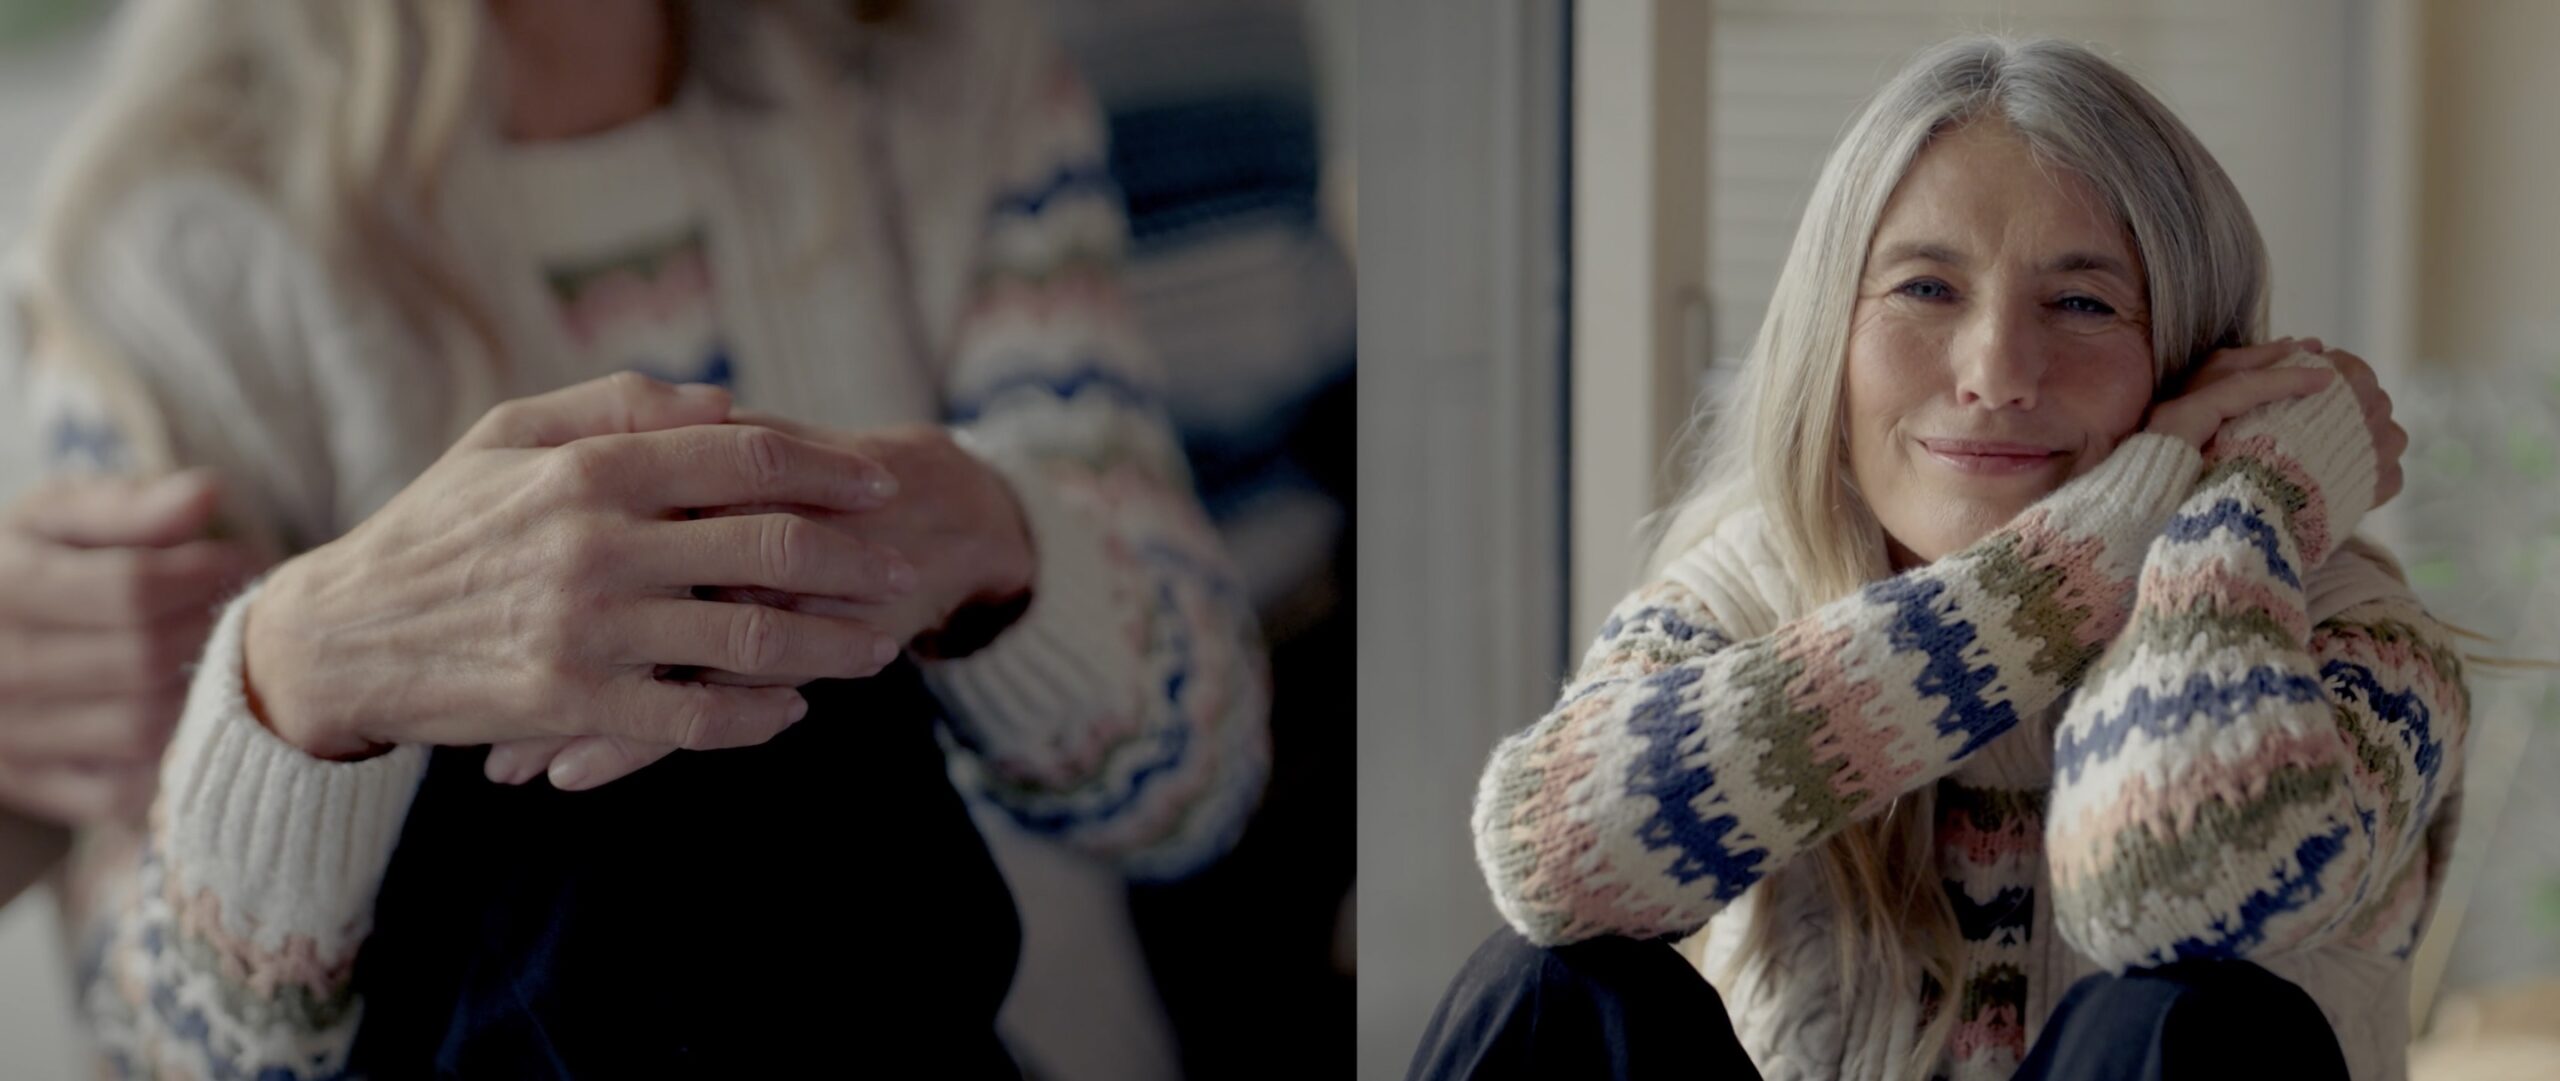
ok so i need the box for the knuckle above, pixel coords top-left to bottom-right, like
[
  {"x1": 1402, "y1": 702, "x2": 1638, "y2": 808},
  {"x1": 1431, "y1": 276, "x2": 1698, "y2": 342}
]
[
  {"x1": 734, "y1": 427, "x2": 791, "y2": 489},
  {"x1": 604, "y1": 370, "x2": 658, "y2": 399},
  {"x1": 673, "y1": 696, "x2": 730, "y2": 750},
  {"x1": 547, "y1": 442, "x2": 617, "y2": 499},
  {"x1": 759, "y1": 515, "x2": 812, "y2": 583},
  {"x1": 476, "y1": 399, "x2": 528, "y2": 440},
  {"x1": 729, "y1": 604, "x2": 784, "y2": 673},
  {"x1": 556, "y1": 520, "x2": 619, "y2": 580}
]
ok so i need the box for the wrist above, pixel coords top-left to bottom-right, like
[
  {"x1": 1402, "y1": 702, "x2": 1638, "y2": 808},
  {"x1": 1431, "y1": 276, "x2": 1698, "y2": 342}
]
[
  {"x1": 912, "y1": 470, "x2": 1038, "y2": 660},
  {"x1": 242, "y1": 553, "x2": 391, "y2": 762}
]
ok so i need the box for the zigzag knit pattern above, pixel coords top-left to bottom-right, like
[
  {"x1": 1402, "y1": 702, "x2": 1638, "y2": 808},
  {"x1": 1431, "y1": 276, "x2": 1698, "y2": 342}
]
[{"x1": 1474, "y1": 356, "x2": 2467, "y2": 1081}]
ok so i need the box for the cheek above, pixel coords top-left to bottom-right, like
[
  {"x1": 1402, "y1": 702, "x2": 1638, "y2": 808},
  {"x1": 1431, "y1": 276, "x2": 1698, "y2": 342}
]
[
  {"x1": 2058, "y1": 351, "x2": 2156, "y2": 452},
  {"x1": 1843, "y1": 308, "x2": 1945, "y2": 450}
]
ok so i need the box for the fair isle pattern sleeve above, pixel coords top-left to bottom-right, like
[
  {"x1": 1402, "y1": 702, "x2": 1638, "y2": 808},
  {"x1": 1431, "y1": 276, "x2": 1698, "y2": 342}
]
[
  {"x1": 918, "y1": 33, "x2": 1271, "y2": 883},
  {"x1": 2047, "y1": 355, "x2": 2469, "y2": 970},
  {"x1": 1475, "y1": 433, "x2": 2204, "y2": 947}
]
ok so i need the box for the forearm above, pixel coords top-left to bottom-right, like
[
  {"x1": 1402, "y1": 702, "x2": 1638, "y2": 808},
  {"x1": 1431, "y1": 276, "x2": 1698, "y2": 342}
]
[
  {"x1": 2046, "y1": 368, "x2": 2462, "y2": 968},
  {"x1": 1478, "y1": 434, "x2": 2203, "y2": 946}
]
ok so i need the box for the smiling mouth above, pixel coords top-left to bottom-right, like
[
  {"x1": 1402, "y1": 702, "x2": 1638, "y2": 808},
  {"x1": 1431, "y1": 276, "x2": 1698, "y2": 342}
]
[{"x1": 1916, "y1": 438, "x2": 2063, "y2": 476}]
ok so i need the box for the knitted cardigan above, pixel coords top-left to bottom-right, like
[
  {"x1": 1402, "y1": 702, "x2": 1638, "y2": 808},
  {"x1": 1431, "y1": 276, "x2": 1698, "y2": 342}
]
[
  {"x1": 0, "y1": 4, "x2": 1268, "y2": 1077},
  {"x1": 1474, "y1": 353, "x2": 2468, "y2": 1081}
]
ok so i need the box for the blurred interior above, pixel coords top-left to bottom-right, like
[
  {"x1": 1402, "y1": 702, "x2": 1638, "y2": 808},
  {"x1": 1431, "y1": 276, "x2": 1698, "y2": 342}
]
[
  {"x1": 0, "y1": 1, "x2": 1356, "y2": 1078},
  {"x1": 1360, "y1": 2, "x2": 2559, "y2": 1078}
]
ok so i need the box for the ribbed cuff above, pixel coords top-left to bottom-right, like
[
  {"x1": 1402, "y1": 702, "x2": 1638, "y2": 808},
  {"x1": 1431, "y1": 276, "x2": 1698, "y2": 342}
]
[
  {"x1": 157, "y1": 577, "x2": 428, "y2": 956},
  {"x1": 2049, "y1": 431, "x2": 2205, "y2": 541},
  {"x1": 2209, "y1": 352, "x2": 2379, "y2": 564},
  {"x1": 917, "y1": 444, "x2": 1132, "y2": 757}
]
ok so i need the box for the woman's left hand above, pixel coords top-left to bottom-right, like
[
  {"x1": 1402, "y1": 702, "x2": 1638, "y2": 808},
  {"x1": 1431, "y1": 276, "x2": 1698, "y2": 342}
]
[
  {"x1": 484, "y1": 416, "x2": 1036, "y2": 790},
  {"x1": 2312, "y1": 345, "x2": 2406, "y2": 511}
]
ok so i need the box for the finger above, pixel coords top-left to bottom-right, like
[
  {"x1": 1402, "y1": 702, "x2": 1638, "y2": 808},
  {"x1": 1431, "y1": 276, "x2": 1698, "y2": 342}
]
[
  {"x1": 484, "y1": 737, "x2": 573, "y2": 784},
  {"x1": 721, "y1": 409, "x2": 826, "y2": 442},
  {"x1": 2319, "y1": 347, "x2": 2372, "y2": 380},
  {"x1": 2206, "y1": 337, "x2": 2319, "y2": 375},
  {"x1": 694, "y1": 585, "x2": 872, "y2": 622},
  {"x1": 0, "y1": 690, "x2": 186, "y2": 763},
  {"x1": 560, "y1": 425, "x2": 897, "y2": 512},
  {"x1": 597, "y1": 676, "x2": 809, "y2": 752},
  {"x1": 465, "y1": 372, "x2": 733, "y2": 450},
  {"x1": 0, "y1": 760, "x2": 155, "y2": 825},
  {"x1": 687, "y1": 664, "x2": 809, "y2": 688},
  {"x1": 12, "y1": 469, "x2": 224, "y2": 549},
  {"x1": 0, "y1": 615, "x2": 213, "y2": 699},
  {"x1": 5, "y1": 538, "x2": 264, "y2": 629},
  {"x1": 544, "y1": 735, "x2": 678, "y2": 792},
  {"x1": 2198, "y1": 365, "x2": 2337, "y2": 422},
  {"x1": 618, "y1": 599, "x2": 900, "y2": 680},
  {"x1": 629, "y1": 516, "x2": 915, "y2": 601}
]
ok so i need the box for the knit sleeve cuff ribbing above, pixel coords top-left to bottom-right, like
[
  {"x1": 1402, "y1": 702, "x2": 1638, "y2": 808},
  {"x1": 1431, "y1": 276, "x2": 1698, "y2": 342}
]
[
  {"x1": 914, "y1": 439, "x2": 1129, "y2": 740},
  {"x1": 2046, "y1": 429, "x2": 2204, "y2": 539},
  {"x1": 2204, "y1": 352, "x2": 2379, "y2": 566},
  {"x1": 155, "y1": 577, "x2": 428, "y2": 958}
]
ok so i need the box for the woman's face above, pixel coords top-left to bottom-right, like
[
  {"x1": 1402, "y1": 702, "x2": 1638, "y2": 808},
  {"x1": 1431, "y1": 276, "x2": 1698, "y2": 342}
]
[{"x1": 1844, "y1": 121, "x2": 2155, "y2": 569}]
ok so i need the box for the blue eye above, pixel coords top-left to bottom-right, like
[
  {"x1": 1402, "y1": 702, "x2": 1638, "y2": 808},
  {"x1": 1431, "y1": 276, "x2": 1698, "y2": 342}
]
[
  {"x1": 1896, "y1": 279, "x2": 1953, "y2": 301},
  {"x1": 2058, "y1": 295, "x2": 2116, "y2": 316}
]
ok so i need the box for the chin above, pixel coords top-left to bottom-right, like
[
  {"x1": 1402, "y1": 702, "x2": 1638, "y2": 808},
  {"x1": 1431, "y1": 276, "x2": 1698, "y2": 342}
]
[{"x1": 1894, "y1": 498, "x2": 2024, "y2": 562}]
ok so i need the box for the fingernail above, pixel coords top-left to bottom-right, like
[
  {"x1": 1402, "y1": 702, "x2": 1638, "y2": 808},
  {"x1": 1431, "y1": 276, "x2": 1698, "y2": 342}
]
[
  {"x1": 676, "y1": 382, "x2": 726, "y2": 402},
  {"x1": 883, "y1": 559, "x2": 917, "y2": 592},
  {"x1": 483, "y1": 748, "x2": 520, "y2": 784},
  {"x1": 872, "y1": 638, "x2": 901, "y2": 666},
  {"x1": 547, "y1": 750, "x2": 596, "y2": 791},
  {"x1": 865, "y1": 470, "x2": 899, "y2": 501},
  {"x1": 788, "y1": 695, "x2": 811, "y2": 722}
]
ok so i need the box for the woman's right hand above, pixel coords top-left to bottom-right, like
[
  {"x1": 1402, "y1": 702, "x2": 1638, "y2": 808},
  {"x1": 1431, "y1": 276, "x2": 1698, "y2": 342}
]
[
  {"x1": 245, "y1": 373, "x2": 920, "y2": 760},
  {"x1": 2140, "y1": 336, "x2": 2337, "y2": 450}
]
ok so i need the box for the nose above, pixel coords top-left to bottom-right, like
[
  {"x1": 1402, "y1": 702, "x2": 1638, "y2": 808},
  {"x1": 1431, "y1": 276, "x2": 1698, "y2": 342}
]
[{"x1": 1953, "y1": 301, "x2": 2045, "y2": 411}]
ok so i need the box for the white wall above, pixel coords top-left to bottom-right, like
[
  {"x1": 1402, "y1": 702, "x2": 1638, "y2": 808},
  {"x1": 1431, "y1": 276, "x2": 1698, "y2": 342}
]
[{"x1": 1355, "y1": 1, "x2": 1566, "y2": 1077}]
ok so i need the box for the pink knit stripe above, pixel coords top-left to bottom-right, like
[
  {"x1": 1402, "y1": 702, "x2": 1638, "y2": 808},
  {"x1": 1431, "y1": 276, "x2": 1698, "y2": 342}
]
[
  {"x1": 1783, "y1": 619, "x2": 1925, "y2": 805},
  {"x1": 2206, "y1": 433, "x2": 2332, "y2": 560},
  {"x1": 163, "y1": 874, "x2": 354, "y2": 1002},
  {"x1": 2047, "y1": 720, "x2": 2355, "y2": 884},
  {"x1": 2134, "y1": 560, "x2": 2311, "y2": 642},
  {"x1": 2010, "y1": 511, "x2": 2139, "y2": 648},
  {"x1": 1950, "y1": 1008, "x2": 2026, "y2": 1063},
  {"x1": 1940, "y1": 805, "x2": 2039, "y2": 867}
]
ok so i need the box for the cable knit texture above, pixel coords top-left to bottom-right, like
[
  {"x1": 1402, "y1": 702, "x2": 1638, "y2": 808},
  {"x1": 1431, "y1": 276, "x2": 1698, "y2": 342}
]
[
  {"x1": 0, "y1": 4, "x2": 1268, "y2": 1077},
  {"x1": 1474, "y1": 353, "x2": 2467, "y2": 1081}
]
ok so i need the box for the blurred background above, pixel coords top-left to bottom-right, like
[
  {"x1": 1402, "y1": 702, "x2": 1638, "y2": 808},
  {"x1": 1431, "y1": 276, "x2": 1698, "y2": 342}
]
[
  {"x1": 0, "y1": 1, "x2": 1354, "y2": 1078},
  {"x1": 1360, "y1": 1, "x2": 2558, "y2": 1079}
]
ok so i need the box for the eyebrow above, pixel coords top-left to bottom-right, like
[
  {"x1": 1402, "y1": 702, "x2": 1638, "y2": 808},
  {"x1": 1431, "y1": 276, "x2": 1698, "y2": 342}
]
[{"x1": 1873, "y1": 241, "x2": 2133, "y2": 279}]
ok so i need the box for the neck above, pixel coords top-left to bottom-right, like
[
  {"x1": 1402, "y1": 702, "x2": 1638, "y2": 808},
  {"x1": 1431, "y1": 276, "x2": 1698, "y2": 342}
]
[{"x1": 491, "y1": 0, "x2": 682, "y2": 142}]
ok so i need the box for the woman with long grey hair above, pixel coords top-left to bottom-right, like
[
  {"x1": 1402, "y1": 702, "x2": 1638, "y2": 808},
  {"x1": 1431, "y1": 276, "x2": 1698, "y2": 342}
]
[
  {"x1": 0, "y1": 0, "x2": 1268, "y2": 1075},
  {"x1": 1413, "y1": 36, "x2": 2457, "y2": 1081}
]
